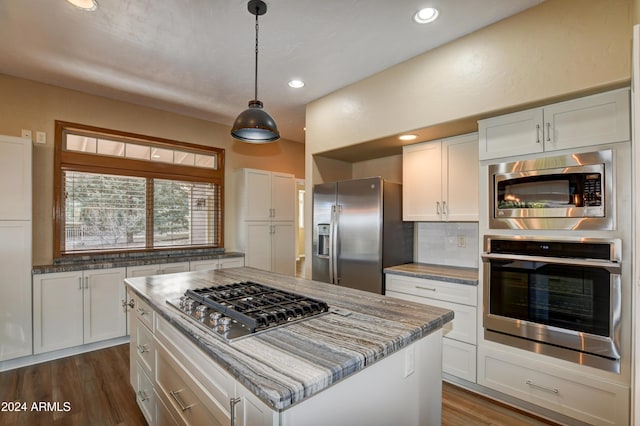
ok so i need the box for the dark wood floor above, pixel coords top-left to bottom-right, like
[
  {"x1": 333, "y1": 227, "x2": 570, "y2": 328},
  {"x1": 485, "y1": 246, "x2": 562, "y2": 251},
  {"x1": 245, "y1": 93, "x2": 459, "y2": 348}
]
[{"x1": 0, "y1": 344, "x2": 558, "y2": 425}]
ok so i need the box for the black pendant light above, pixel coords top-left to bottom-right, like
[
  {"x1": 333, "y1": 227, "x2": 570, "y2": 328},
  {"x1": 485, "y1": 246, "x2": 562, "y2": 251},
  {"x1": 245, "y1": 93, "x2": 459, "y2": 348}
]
[{"x1": 231, "y1": 0, "x2": 280, "y2": 143}]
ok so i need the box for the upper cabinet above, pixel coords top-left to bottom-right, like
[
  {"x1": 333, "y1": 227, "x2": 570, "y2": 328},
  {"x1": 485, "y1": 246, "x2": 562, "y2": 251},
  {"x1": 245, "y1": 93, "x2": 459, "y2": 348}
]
[
  {"x1": 478, "y1": 88, "x2": 630, "y2": 160},
  {"x1": 403, "y1": 133, "x2": 479, "y2": 222},
  {"x1": 0, "y1": 135, "x2": 31, "y2": 220},
  {"x1": 236, "y1": 169, "x2": 295, "y2": 222}
]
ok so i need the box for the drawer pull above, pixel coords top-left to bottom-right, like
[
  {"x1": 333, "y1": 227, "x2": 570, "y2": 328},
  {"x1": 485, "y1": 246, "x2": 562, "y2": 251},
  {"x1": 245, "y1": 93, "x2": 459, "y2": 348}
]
[
  {"x1": 416, "y1": 285, "x2": 436, "y2": 292},
  {"x1": 169, "y1": 389, "x2": 193, "y2": 412},
  {"x1": 136, "y1": 344, "x2": 149, "y2": 354},
  {"x1": 230, "y1": 397, "x2": 242, "y2": 426},
  {"x1": 136, "y1": 307, "x2": 147, "y2": 316},
  {"x1": 525, "y1": 380, "x2": 559, "y2": 394},
  {"x1": 137, "y1": 390, "x2": 149, "y2": 402}
]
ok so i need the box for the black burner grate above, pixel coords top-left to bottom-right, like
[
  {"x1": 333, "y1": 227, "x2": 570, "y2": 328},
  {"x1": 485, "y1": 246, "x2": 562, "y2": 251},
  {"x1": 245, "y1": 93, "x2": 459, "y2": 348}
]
[{"x1": 186, "y1": 281, "x2": 329, "y2": 332}]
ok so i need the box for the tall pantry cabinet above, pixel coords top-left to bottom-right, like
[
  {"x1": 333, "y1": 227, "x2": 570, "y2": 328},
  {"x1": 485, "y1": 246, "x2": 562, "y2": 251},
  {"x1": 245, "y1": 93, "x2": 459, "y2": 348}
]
[
  {"x1": 235, "y1": 169, "x2": 296, "y2": 276},
  {"x1": 0, "y1": 135, "x2": 32, "y2": 361}
]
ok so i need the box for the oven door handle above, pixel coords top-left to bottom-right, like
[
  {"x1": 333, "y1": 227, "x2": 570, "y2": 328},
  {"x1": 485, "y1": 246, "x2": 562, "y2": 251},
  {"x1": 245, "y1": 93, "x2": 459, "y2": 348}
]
[{"x1": 481, "y1": 253, "x2": 621, "y2": 272}]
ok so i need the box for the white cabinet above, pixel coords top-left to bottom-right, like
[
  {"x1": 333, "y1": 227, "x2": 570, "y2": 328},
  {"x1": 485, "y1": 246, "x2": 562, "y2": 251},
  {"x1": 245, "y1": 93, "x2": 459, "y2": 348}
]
[
  {"x1": 33, "y1": 268, "x2": 127, "y2": 354},
  {"x1": 0, "y1": 221, "x2": 32, "y2": 361},
  {"x1": 236, "y1": 168, "x2": 296, "y2": 276},
  {"x1": 126, "y1": 261, "x2": 189, "y2": 278},
  {"x1": 403, "y1": 133, "x2": 478, "y2": 222},
  {"x1": 244, "y1": 222, "x2": 295, "y2": 276},
  {"x1": 0, "y1": 135, "x2": 31, "y2": 220},
  {"x1": 478, "y1": 88, "x2": 630, "y2": 160},
  {"x1": 386, "y1": 273, "x2": 478, "y2": 382},
  {"x1": 478, "y1": 344, "x2": 629, "y2": 425},
  {"x1": 0, "y1": 135, "x2": 32, "y2": 362},
  {"x1": 190, "y1": 256, "x2": 244, "y2": 271}
]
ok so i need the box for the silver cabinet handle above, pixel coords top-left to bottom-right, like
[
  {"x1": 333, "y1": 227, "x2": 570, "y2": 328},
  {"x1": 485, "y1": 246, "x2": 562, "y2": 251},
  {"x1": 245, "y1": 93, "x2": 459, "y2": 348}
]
[
  {"x1": 436, "y1": 201, "x2": 441, "y2": 215},
  {"x1": 416, "y1": 285, "x2": 436, "y2": 292},
  {"x1": 442, "y1": 200, "x2": 448, "y2": 217},
  {"x1": 122, "y1": 298, "x2": 135, "y2": 310},
  {"x1": 136, "y1": 344, "x2": 148, "y2": 354},
  {"x1": 78, "y1": 277, "x2": 82, "y2": 290},
  {"x1": 169, "y1": 389, "x2": 193, "y2": 412},
  {"x1": 137, "y1": 390, "x2": 149, "y2": 402},
  {"x1": 526, "y1": 380, "x2": 559, "y2": 394},
  {"x1": 546, "y1": 122, "x2": 551, "y2": 142},
  {"x1": 536, "y1": 124, "x2": 541, "y2": 143},
  {"x1": 230, "y1": 397, "x2": 242, "y2": 426},
  {"x1": 136, "y1": 307, "x2": 147, "y2": 316},
  {"x1": 84, "y1": 276, "x2": 89, "y2": 289}
]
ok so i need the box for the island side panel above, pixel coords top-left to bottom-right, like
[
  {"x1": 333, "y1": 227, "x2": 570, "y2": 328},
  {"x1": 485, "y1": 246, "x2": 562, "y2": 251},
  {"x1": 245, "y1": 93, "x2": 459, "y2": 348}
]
[{"x1": 281, "y1": 330, "x2": 443, "y2": 426}]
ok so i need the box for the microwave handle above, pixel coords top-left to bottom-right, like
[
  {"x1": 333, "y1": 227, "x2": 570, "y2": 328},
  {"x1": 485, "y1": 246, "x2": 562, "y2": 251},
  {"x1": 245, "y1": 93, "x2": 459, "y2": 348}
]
[{"x1": 481, "y1": 252, "x2": 621, "y2": 273}]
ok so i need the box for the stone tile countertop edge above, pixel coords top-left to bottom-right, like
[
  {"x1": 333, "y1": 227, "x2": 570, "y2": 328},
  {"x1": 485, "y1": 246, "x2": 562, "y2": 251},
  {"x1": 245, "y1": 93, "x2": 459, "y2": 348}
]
[
  {"x1": 124, "y1": 267, "x2": 454, "y2": 411},
  {"x1": 384, "y1": 263, "x2": 479, "y2": 286},
  {"x1": 32, "y1": 251, "x2": 245, "y2": 274}
]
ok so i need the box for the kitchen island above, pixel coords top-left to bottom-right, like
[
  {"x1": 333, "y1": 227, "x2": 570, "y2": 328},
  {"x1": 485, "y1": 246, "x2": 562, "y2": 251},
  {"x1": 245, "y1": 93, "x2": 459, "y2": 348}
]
[{"x1": 125, "y1": 267, "x2": 453, "y2": 425}]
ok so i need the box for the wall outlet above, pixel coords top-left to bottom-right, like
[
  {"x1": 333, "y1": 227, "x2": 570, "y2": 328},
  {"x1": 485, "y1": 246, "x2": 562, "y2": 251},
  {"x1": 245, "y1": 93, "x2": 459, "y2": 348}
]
[
  {"x1": 457, "y1": 235, "x2": 466, "y2": 248},
  {"x1": 21, "y1": 129, "x2": 32, "y2": 140},
  {"x1": 36, "y1": 131, "x2": 46, "y2": 144}
]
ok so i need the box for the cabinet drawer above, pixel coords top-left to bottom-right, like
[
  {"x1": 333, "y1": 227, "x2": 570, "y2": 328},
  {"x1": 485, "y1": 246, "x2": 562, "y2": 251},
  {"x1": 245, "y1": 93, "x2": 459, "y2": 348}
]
[
  {"x1": 155, "y1": 342, "x2": 230, "y2": 426},
  {"x1": 155, "y1": 389, "x2": 178, "y2": 426},
  {"x1": 386, "y1": 290, "x2": 476, "y2": 344},
  {"x1": 443, "y1": 338, "x2": 476, "y2": 382},
  {"x1": 133, "y1": 318, "x2": 155, "y2": 377},
  {"x1": 133, "y1": 296, "x2": 154, "y2": 331},
  {"x1": 134, "y1": 361, "x2": 155, "y2": 425},
  {"x1": 386, "y1": 274, "x2": 477, "y2": 306},
  {"x1": 155, "y1": 315, "x2": 234, "y2": 414},
  {"x1": 479, "y1": 346, "x2": 629, "y2": 425}
]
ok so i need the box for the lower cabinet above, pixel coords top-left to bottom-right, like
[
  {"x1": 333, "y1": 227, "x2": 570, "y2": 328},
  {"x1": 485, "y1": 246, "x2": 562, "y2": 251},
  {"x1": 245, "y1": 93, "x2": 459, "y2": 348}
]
[
  {"x1": 190, "y1": 256, "x2": 245, "y2": 271},
  {"x1": 244, "y1": 221, "x2": 295, "y2": 276},
  {"x1": 32, "y1": 268, "x2": 127, "y2": 354},
  {"x1": 385, "y1": 273, "x2": 478, "y2": 383},
  {"x1": 478, "y1": 344, "x2": 630, "y2": 425},
  {"x1": 129, "y1": 293, "x2": 275, "y2": 426},
  {"x1": 126, "y1": 262, "x2": 190, "y2": 278}
]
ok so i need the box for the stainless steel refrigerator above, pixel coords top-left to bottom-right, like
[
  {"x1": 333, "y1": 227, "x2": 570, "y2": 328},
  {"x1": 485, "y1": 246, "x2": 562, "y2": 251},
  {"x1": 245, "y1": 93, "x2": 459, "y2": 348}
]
[{"x1": 312, "y1": 177, "x2": 413, "y2": 294}]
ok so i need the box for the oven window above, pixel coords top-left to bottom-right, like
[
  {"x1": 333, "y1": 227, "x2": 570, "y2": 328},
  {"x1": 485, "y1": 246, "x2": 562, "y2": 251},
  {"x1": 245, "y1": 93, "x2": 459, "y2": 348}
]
[{"x1": 489, "y1": 260, "x2": 611, "y2": 336}]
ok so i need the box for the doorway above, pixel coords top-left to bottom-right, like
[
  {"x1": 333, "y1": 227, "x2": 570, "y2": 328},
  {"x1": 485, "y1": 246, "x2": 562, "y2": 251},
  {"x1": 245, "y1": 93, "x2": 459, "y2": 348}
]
[{"x1": 295, "y1": 179, "x2": 305, "y2": 277}]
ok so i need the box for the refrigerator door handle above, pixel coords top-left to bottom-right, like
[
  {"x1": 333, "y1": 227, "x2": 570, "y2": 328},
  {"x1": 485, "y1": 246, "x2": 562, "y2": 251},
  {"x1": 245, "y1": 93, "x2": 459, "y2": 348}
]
[{"x1": 330, "y1": 204, "x2": 340, "y2": 284}]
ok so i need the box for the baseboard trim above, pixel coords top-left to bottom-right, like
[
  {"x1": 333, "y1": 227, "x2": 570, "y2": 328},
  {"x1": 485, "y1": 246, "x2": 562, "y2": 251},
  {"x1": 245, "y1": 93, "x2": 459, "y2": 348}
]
[{"x1": 0, "y1": 336, "x2": 130, "y2": 372}]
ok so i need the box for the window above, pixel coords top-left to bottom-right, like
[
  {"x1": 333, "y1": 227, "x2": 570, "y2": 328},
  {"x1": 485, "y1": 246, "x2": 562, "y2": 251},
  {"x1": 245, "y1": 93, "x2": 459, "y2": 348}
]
[{"x1": 55, "y1": 121, "x2": 224, "y2": 257}]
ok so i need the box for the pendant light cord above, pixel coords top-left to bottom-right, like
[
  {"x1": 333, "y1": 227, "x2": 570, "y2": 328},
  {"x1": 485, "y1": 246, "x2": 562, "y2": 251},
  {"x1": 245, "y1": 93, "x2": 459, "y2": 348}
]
[{"x1": 254, "y1": 10, "x2": 259, "y2": 101}]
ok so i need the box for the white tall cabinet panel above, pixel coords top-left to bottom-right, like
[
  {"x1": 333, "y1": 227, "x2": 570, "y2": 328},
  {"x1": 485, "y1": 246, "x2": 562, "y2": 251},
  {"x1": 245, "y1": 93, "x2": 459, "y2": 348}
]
[
  {"x1": 0, "y1": 135, "x2": 32, "y2": 362},
  {"x1": 236, "y1": 168, "x2": 296, "y2": 276},
  {"x1": 84, "y1": 268, "x2": 127, "y2": 344},
  {"x1": 0, "y1": 222, "x2": 32, "y2": 360}
]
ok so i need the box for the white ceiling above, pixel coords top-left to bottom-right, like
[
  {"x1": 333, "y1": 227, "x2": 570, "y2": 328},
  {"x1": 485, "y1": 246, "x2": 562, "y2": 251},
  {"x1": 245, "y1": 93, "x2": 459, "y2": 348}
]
[{"x1": 0, "y1": 0, "x2": 544, "y2": 143}]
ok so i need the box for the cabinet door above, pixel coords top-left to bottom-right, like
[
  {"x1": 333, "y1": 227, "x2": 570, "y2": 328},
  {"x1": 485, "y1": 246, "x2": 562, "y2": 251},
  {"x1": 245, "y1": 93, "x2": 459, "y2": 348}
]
[
  {"x1": 244, "y1": 222, "x2": 272, "y2": 271},
  {"x1": 478, "y1": 108, "x2": 543, "y2": 160},
  {"x1": 270, "y1": 173, "x2": 295, "y2": 221},
  {"x1": 219, "y1": 257, "x2": 244, "y2": 269},
  {"x1": 544, "y1": 89, "x2": 630, "y2": 152},
  {"x1": 271, "y1": 222, "x2": 295, "y2": 276},
  {"x1": 33, "y1": 271, "x2": 84, "y2": 354},
  {"x1": 442, "y1": 133, "x2": 479, "y2": 221},
  {"x1": 83, "y1": 268, "x2": 127, "y2": 344},
  {"x1": 244, "y1": 169, "x2": 272, "y2": 221},
  {"x1": 0, "y1": 221, "x2": 32, "y2": 361},
  {"x1": 190, "y1": 259, "x2": 220, "y2": 271},
  {"x1": 0, "y1": 135, "x2": 31, "y2": 220},
  {"x1": 402, "y1": 141, "x2": 443, "y2": 221},
  {"x1": 159, "y1": 262, "x2": 189, "y2": 275},
  {"x1": 127, "y1": 264, "x2": 162, "y2": 278}
]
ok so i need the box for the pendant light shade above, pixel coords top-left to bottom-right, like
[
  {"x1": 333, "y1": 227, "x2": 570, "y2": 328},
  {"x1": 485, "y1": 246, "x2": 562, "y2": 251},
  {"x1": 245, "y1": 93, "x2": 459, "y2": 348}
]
[{"x1": 231, "y1": 0, "x2": 280, "y2": 143}]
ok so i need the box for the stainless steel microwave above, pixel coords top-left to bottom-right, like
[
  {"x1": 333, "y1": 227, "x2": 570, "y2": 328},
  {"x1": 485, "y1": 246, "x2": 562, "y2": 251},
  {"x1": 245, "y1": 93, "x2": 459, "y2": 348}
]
[{"x1": 489, "y1": 150, "x2": 614, "y2": 230}]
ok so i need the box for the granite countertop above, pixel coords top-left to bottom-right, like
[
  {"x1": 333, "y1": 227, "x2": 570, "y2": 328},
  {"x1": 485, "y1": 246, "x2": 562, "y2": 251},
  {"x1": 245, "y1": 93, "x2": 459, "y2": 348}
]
[
  {"x1": 384, "y1": 263, "x2": 479, "y2": 285},
  {"x1": 32, "y1": 250, "x2": 244, "y2": 274},
  {"x1": 124, "y1": 267, "x2": 453, "y2": 411}
]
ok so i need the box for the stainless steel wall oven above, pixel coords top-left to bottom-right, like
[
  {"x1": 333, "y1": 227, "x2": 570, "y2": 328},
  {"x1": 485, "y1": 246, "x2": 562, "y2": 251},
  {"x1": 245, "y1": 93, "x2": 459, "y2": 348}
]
[{"x1": 482, "y1": 235, "x2": 622, "y2": 372}]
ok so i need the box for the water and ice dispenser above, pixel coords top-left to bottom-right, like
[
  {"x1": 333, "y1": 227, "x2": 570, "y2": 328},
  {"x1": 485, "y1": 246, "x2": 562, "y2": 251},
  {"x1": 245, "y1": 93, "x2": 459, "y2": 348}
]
[{"x1": 317, "y1": 224, "x2": 330, "y2": 257}]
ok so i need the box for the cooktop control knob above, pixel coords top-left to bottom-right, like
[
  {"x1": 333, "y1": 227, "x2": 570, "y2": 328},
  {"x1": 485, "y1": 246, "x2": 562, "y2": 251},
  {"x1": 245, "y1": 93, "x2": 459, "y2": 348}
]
[
  {"x1": 195, "y1": 305, "x2": 208, "y2": 318},
  {"x1": 218, "y1": 316, "x2": 232, "y2": 332},
  {"x1": 209, "y1": 312, "x2": 223, "y2": 324}
]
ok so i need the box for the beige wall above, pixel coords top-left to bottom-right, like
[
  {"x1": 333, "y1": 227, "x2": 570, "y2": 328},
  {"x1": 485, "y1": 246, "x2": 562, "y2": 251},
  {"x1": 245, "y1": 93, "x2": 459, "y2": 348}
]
[
  {"x1": 0, "y1": 73, "x2": 304, "y2": 265},
  {"x1": 352, "y1": 155, "x2": 402, "y2": 183},
  {"x1": 306, "y1": 0, "x2": 631, "y2": 156}
]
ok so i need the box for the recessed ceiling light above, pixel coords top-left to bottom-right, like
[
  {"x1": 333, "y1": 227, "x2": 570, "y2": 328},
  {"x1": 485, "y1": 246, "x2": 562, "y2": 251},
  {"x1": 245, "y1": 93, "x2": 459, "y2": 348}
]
[
  {"x1": 414, "y1": 7, "x2": 439, "y2": 24},
  {"x1": 66, "y1": 0, "x2": 98, "y2": 11},
  {"x1": 399, "y1": 134, "x2": 418, "y2": 141},
  {"x1": 288, "y1": 79, "x2": 305, "y2": 89}
]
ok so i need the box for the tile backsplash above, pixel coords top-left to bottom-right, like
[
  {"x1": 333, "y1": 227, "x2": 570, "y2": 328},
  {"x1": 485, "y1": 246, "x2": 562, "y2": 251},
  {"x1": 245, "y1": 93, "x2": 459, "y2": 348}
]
[{"x1": 416, "y1": 222, "x2": 479, "y2": 268}]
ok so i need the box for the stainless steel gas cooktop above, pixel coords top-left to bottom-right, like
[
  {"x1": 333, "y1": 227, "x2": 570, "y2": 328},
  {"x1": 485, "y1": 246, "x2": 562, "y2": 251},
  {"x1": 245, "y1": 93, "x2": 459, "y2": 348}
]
[{"x1": 167, "y1": 281, "x2": 330, "y2": 341}]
